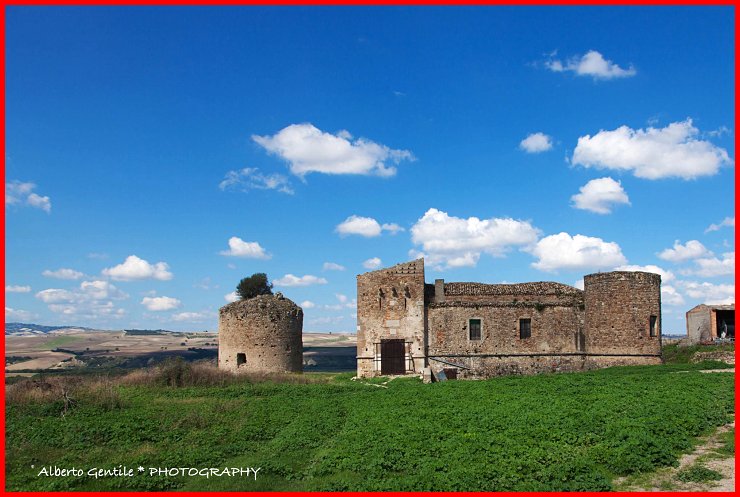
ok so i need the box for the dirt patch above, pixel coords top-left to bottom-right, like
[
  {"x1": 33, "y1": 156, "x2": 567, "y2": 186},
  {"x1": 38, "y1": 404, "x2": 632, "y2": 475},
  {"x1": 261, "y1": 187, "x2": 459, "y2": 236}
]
[{"x1": 615, "y1": 419, "x2": 735, "y2": 492}]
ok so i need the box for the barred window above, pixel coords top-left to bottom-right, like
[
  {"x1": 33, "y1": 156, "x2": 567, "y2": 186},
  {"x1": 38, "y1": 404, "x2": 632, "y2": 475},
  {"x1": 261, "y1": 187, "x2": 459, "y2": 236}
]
[
  {"x1": 469, "y1": 319, "x2": 481, "y2": 340},
  {"x1": 519, "y1": 319, "x2": 531, "y2": 339}
]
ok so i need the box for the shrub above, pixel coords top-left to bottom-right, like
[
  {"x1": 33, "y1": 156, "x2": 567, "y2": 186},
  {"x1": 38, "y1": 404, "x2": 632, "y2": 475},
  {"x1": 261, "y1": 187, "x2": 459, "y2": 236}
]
[{"x1": 676, "y1": 463, "x2": 723, "y2": 483}]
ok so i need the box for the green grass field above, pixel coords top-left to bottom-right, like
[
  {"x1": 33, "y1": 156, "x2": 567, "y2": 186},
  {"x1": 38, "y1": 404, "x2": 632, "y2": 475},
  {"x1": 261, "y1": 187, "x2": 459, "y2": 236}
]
[{"x1": 5, "y1": 360, "x2": 734, "y2": 492}]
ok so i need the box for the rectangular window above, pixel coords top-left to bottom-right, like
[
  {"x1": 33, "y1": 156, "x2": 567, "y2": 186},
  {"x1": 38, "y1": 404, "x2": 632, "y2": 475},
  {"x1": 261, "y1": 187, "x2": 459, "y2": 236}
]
[
  {"x1": 469, "y1": 319, "x2": 481, "y2": 340},
  {"x1": 649, "y1": 315, "x2": 658, "y2": 337},
  {"x1": 519, "y1": 319, "x2": 531, "y2": 339},
  {"x1": 237, "y1": 353, "x2": 246, "y2": 366}
]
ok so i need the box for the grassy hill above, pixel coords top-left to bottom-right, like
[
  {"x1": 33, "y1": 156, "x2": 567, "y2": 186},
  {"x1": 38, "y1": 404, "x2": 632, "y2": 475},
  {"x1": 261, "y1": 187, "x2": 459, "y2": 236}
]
[{"x1": 5, "y1": 358, "x2": 734, "y2": 492}]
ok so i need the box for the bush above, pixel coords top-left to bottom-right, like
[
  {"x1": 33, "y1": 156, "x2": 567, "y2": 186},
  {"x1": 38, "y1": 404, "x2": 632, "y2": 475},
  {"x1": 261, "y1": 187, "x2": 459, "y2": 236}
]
[{"x1": 676, "y1": 463, "x2": 723, "y2": 483}]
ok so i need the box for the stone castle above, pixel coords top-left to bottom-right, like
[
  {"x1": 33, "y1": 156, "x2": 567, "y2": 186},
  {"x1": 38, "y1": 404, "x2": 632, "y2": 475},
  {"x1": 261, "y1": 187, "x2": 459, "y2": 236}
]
[
  {"x1": 356, "y1": 259, "x2": 662, "y2": 379},
  {"x1": 218, "y1": 293, "x2": 303, "y2": 374}
]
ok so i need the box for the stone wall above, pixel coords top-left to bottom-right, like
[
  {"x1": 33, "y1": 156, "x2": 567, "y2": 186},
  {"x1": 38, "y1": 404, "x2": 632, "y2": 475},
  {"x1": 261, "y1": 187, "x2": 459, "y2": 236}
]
[
  {"x1": 583, "y1": 271, "x2": 662, "y2": 356},
  {"x1": 427, "y1": 303, "x2": 584, "y2": 356},
  {"x1": 218, "y1": 293, "x2": 303, "y2": 374},
  {"x1": 356, "y1": 259, "x2": 426, "y2": 377}
]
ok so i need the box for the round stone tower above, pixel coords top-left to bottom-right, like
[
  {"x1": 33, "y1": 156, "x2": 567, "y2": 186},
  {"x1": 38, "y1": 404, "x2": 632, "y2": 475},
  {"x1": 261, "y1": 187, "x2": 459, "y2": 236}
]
[
  {"x1": 218, "y1": 293, "x2": 303, "y2": 374},
  {"x1": 583, "y1": 271, "x2": 662, "y2": 358}
]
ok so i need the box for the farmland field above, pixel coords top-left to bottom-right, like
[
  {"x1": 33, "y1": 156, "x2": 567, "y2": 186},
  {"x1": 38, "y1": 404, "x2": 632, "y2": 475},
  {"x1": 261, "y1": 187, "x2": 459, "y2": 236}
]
[{"x1": 4, "y1": 360, "x2": 734, "y2": 491}]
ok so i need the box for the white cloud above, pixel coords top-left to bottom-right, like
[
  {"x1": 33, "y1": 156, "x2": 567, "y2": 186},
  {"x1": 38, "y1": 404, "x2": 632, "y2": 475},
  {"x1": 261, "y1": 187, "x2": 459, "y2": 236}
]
[
  {"x1": 253, "y1": 123, "x2": 414, "y2": 177},
  {"x1": 381, "y1": 223, "x2": 405, "y2": 235},
  {"x1": 5, "y1": 285, "x2": 31, "y2": 293},
  {"x1": 26, "y1": 193, "x2": 51, "y2": 213},
  {"x1": 661, "y1": 285, "x2": 685, "y2": 306},
  {"x1": 335, "y1": 216, "x2": 402, "y2": 238},
  {"x1": 42, "y1": 268, "x2": 84, "y2": 280},
  {"x1": 545, "y1": 50, "x2": 636, "y2": 80},
  {"x1": 362, "y1": 257, "x2": 383, "y2": 269},
  {"x1": 35, "y1": 280, "x2": 128, "y2": 319},
  {"x1": 528, "y1": 232, "x2": 627, "y2": 272},
  {"x1": 141, "y1": 296, "x2": 181, "y2": 311},
  {"x1": 87, "y1": 252, "x2": 108, "y2": 260},
  {"x1": 102, "y1": 255, "x2": 173, "y2": 281},
  {"x1": 570, "y1": 177, "x2": 630, "y2": 214},
  {"x1": 335, "y1": 293, "x2": 348, "y2": 304},
  {"x1": 573, "y1": 279, "x2": 584, "y2": 290},
  {"x1": 5, "y1": 180, "x2": 34, "y2": 204},
  {"x1": 336, "y1": 215, "x2": 382, "y2": 237},
  {"x1": 5, "y1": 307, "x2": 36, "y2": 321},
  {"x1": 35, "y1": 288, "x2": 77, "y2": 303},
  {"x1": 705, "y1": 216, "x2": 735, "y2": 233},
  {"x1": 572, "y1": 119, "x2": 733, "y2": 180},
  {"x1": 79, "y1": 280, "x2": 128, "y2": 300},
  {"x1": 273, "y1": 274, "x2": 328, "y2": 287},
  {"x1": 614, "y1": 264, "x2": 675, "y2": 283},
  {"x1": 410, "y1": 208, "x2": 540, "y2": 269},
  {"x1": 224, "y1": 291, "x2": 238, "y2": 303},
  {"x1": 6, "y1": 180, "x2": 51, "y2": 213},
  {"x1": 678, "y1": 281, "x2": 734, "y2": 305},
  {"x1": 219, "y1": 167, "x2": 294, "y2": 195},
  {"x1": 683, "y1": 252, "x2": 735, "y2": 278},
  {"x1": 322, "y1": 262, "x2": 346, "y2": 271},
  {"x1": 519, "y1": 132, "x2": 553, "y2": 153},
  {"x1": 219, "y1": 237, "x2": 271, "y2": 259},
  {"x1": 172, "y1": 311, "x2": 211, "y2": 322},
  {"x1": 658, "y1": 240, "x2": 712, "y2": 263},
  {"x1": 300, "y1": 300, "x2": 316, "y2": 309}
]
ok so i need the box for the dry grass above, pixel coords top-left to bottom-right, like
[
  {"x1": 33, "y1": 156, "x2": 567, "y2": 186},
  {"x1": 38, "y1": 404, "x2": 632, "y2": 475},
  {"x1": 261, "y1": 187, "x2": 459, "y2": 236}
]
[
  {"x1": 119, "y1": 358, "x2": 330, "y2": 387},
  {"x1": 6, "y1": 359, "x2": 332, "y2": 412},
  {"x1": 5, "y1": 375, "x2": 124, "y2": 412}
]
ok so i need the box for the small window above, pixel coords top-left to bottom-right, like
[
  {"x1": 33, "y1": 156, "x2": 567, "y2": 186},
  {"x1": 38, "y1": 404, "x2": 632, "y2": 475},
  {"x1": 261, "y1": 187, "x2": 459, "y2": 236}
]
[
  {"x1": 649, "y1": 315, "x2": 658, "y2": 337},
  {"x1": 236, "y1": 353, "x2": 246, "y2": 366},
  {"x1": 469, "y1": 319, "x2": 481, "y2": 340},
  {"x1": 519, "y1": 319, "x2": 531, "y2": 339}
]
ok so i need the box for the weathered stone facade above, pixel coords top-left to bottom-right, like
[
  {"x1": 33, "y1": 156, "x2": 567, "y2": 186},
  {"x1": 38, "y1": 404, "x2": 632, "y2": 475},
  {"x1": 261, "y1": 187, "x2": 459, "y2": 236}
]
[
  {"x1": 356, "y1": 259, "x2": 426, "y2": 377},
  {"x1": 357, "y1": 259, "x2": 663, "y2": 379},
  {"x1": 218, "y1": 293, "x2": 303, "y2": 374}
]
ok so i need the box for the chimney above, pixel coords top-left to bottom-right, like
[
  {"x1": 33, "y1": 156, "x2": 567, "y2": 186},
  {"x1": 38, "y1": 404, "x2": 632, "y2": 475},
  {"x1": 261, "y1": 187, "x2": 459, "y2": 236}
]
[{"x1": 434, "y1": 279, "x2": 445, "y2": 303}]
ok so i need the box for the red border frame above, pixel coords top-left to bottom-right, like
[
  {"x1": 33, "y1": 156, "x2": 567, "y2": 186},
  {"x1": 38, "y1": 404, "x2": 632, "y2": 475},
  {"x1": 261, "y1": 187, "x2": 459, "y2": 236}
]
[{"x1": 1, "y1": 1, "x2": 737, "y2": 496}]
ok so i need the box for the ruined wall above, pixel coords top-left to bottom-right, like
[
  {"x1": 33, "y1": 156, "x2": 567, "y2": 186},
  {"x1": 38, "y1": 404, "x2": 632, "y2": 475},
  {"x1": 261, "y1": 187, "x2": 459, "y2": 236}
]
[
  {"x1": 356, "y1": 259, "x2": 426, "y2": 377},
  {"x1": 583, "y1": 271, "x2": 662, "y2": 358},
  {"x1": 218, "y1": 293, "x2": 303, "y2": 374},
  {"x1": 686, "y1": 306, "x2": 712, "y2": 344},
  {"x1": 441, "y1": 282, "x2": 583, "y2": 305}
]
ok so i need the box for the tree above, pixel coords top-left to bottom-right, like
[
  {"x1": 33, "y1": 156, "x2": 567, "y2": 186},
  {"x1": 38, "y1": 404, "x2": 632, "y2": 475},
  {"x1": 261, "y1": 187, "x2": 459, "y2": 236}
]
[{"x1": 236, "y1": 273, "x2": 273, "y2": 300}]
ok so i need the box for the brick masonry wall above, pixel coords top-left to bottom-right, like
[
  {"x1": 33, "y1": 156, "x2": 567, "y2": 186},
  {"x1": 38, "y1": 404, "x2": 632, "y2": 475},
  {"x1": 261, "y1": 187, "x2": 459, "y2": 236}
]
[
  {"x1": 427, "y1": 303, "x2": 585, "y2": 357},
  {"x1": 583, "y1": 271, "x2": 662, "y2": 356},
  {"x1": 218, "y1": 294, "x2": 303, "y2": 374},
  {"x1": 356, "y1": 259, "x2": 426, "y2": 377}
]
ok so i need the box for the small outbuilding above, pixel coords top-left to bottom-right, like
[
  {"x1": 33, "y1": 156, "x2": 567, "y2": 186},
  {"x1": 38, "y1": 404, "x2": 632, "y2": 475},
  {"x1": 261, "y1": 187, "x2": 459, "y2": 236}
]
[{"x1": 686, "y1": 304, "x2": 735, "y2": 344}]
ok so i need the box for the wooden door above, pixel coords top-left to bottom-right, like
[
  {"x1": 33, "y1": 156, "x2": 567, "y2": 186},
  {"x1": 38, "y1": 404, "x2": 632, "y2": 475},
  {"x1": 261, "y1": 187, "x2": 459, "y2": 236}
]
[{"x1": 380, "y1": 339, "x2": 405, "y2": 375}]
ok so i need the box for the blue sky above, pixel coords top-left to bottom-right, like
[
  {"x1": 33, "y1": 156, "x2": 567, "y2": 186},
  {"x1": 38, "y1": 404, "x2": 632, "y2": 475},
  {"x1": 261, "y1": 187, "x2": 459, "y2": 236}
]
[{"x1": 5, "y1": 6, "x2": 735, "y2": 334}]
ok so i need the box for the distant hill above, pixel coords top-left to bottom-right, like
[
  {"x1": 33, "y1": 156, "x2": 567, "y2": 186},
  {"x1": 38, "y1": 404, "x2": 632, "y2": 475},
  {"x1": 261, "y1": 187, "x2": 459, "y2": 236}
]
[
  {"x1": 5, "y1": 322, "x2": 95, "y2": 336},
  {"x1": 5, "y1": 322, "x2": 201, "y2": 336}
]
